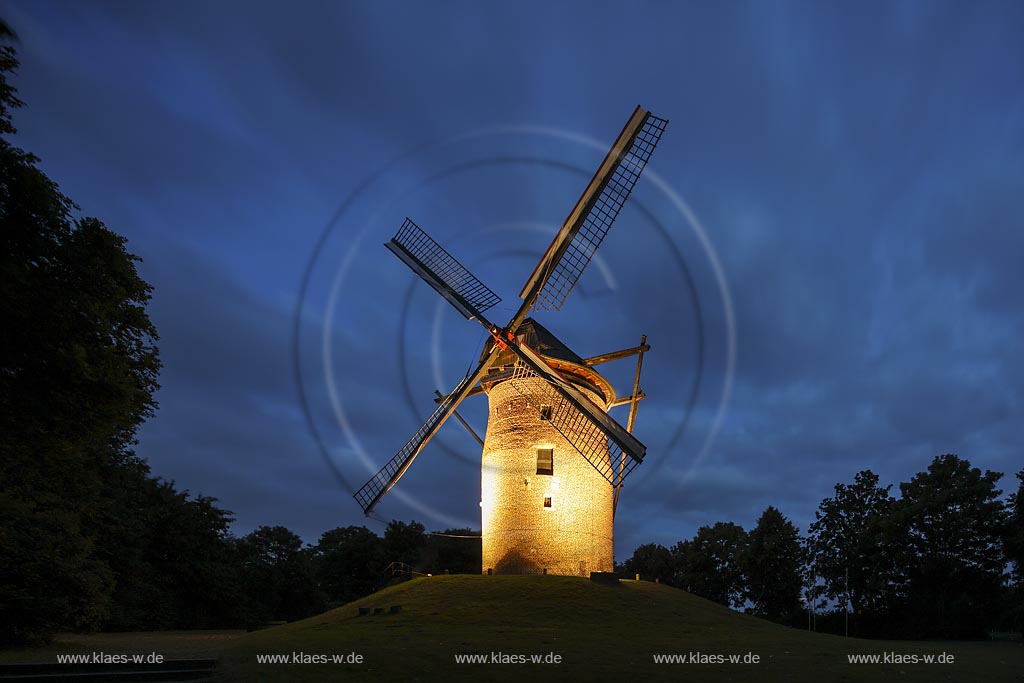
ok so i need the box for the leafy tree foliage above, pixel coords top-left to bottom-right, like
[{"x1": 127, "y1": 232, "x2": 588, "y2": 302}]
[
  {"x1": 235, "y1": 526, "x2": 325, "y2": 624},
  {"x1": 0, "y1": 30, "x2": 159, "y2": 645},
  {"x1": 891, "y1": 454, "x2": 1007, "y2": 638},
  {"x1": 382, "y1": 520, "x2": 427, "y2": 570},
  {"x1": 421, "y1": 528, "x2": 482, "y2": 575},
  {"x1": 1007, "y1": 470, "x2": 1024, "y2": 631},
  {"x1": 743, "y1": 506, "x2": 803, "y2": 625},
  {"x1": 1006, "y1": 470, "x2": 1024, "y2": 584},
  {"x1": 98, "y1": 461, "x2": 242, "y2": 631},
  {"x1": 672, "y1": 522, "x2": 748, "y2": 608},
  {"x1": 806, "y1": 470, "x2": 899, "y2": 634},
  {"x1": 623, "y1": 543, "x2": 674, "y2": 583},
  {"x1": 314, "y1": 526, "x2": 383, "y2": 606}
]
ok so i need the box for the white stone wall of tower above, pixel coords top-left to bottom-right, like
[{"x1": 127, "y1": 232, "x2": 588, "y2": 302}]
[{"x1": 480, "y1": 377, "x2": 613, "y2": 576}]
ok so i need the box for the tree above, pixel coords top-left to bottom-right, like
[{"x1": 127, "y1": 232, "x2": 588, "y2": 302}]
[
  {"x1": 0, "y1": 29, "x2": 160, "y2": 645},
  {"x1": 422, "y1": 528, "x2": 481, "y2": 575},
  {"x1": 743, "y1": 506, "x2": 803, "y2": 625},
  {"x1": 382, "y1": 520, "x2": 426, "y2": 571},
  {"x1": 623, "y1": 543, "x2": 674, "y2": 583},
  {"x1": 236, "y1": 526, "x2": 324, "y2": 624},
  {"x1": 99, "y1": 466, "x2": 243, "y2": 630},
  {"x1": 1006, "y1": 470, "x2": 1024, "y2": 631},
  {"x1": 806, "y1": 470, "x2": 899, "y2": 635},
  {"x1": 892, "y1": 454, "x2": 1006, "y2": 638},
  {"x1": 314, "y1": 526, "x2": 383, "y2": 606},
  {"x1": 673, "y1": 522, "x2": 748, "y2": 608},
  {"x1": 166, "y1": 493, "x2": 243, "y2": 628},
  {"x1": 1006, "y1": 470, "x2": 1024, "y2": 584}
]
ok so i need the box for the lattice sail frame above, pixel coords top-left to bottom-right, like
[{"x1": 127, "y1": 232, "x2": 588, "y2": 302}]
[
  {"x1": 505, "y1": 358, "x2": 641, "y2": 489},
  {"x1": 353, "y1": 369, "x2": 479, "y2": 514},
  {"x1": 387, "y1": 218, "x2": 501, "y2": 321},
  {"x1": 532, "y1": 112, "x2": 668, "y2": 312}
]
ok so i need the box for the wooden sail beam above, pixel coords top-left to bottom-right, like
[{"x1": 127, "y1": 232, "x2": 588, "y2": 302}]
[
  {"x1": 435, "y1": 384, "x2": 485, "y2": 403},
  {"x1": 583, "y1": 343, "x2": 651, "y2": 367},
  {"x1": 608, "y1": 392, "x2": 646, "y2": 409},
  {"x1": 435, "y1": 390, "x2": 484, "y2": 447},
  {"x1": 626, "y1": 335, "x2": 647, "y2": 434},
  {"x1": 615, "y1": 334, "x2": 647, "y2": 516}
]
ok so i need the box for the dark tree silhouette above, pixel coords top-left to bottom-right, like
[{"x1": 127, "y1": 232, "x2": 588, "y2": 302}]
[
  {"x1": 743, "y1": 506, "x2": 803, "y2": 625},
  {"x1": 1007, "y1": 470, "x2": 1024, "y2": 631},
  {"x1": 0, "y1": 29, "x2": 160, "y2": 644},
  {"x1": 673, "y1": 522, "x2": 748, "y2": 608},
  {"x1": 623, "y1": 543, "x2": 674, "y2": 583},
  {"x1": 806, "y1": 470, "x2": 899, "y2": 634},
  {"x1": 382, "y1": 520, "x2": 427, "y2": 571},
  {"x1": 314, "y1": 525, "x2": 383, "y2": 605},
  {"x1": 891, "y1": 454, "x2": 1006, "y2": 638},
  {"x1": 422, "y1": 528, "x2": 482, "y2": 575},
  {"x1": 99, "y1": 468, "x2": 241, "y2": 631},
  {"x1": 235, "y1": 526, "x2": 325, "y2": 624}
]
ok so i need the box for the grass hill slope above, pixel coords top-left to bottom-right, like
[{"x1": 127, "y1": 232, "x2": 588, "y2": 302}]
[{"x1": 216, "y1": 575, "x2": 1021, "y2": 682}]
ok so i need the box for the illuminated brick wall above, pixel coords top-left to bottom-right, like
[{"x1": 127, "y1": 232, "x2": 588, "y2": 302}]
[{"x1": 480, "y1": 376, "x2": 614, "y2": 576}]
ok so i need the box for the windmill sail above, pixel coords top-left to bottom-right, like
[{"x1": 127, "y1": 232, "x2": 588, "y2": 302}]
[
  {"x1": 353, "y1": 353, "x2": 496, "y2": 515},
  {"x1": 386, "y1": 218, "x2": 502, "y2": 322},
  {"x1": 516, "y1": 107, "x2": 668, "y2": 318},
  {"x1": 504, "y1": 341, "x2": 646, "y2": 486}
]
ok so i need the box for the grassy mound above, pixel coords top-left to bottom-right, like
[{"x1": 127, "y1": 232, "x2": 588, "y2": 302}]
[{"x1": 216, "y1": 575, "x2": 1021, "y2": 682}]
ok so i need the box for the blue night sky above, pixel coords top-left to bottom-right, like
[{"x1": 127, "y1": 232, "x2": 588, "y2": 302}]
[{"x1": 3, "y1": 1, "x2": 1022, "y2": 558}]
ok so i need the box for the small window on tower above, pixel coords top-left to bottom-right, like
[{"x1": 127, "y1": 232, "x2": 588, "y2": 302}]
[
  {"x1": 536, "y1": 448, "x2": 553, "y2": 476},
  {"x1": 543, "y1": 496, "x2": 553, "y2": 508},
  {"x1": 539, "y1": 405, "x2": 553, "y2": 421}
]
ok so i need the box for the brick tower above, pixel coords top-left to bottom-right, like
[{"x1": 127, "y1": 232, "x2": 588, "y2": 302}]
[{"x1": 479, "y1": 320, "x2": 617, "y2": 575}]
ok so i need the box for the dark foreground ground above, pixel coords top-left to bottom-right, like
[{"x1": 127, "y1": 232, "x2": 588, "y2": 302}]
[{"x1": 3, "y1": 576, "x2": 1021, "y2": 682}]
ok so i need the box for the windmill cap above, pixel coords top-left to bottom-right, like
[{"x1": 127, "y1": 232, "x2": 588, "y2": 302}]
[{"x1": 480, "y1": 319, "x2": 616, "y2": 406}]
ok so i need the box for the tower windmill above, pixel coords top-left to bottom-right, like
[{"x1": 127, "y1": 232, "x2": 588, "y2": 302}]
[{"x1": 354, "y1": 106, "x2": 668, "y2": 576}]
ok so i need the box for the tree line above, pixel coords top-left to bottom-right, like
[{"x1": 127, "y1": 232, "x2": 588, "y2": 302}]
[
  {"x1": 10, "y1": 461, "x2": 478, "y2": 643},
  {"x1": 96, "y1": 507, "x2": 478, "y2": 635},
  {"x1": 621, "y1": 457, "x2": 1024, "y2": 640}
]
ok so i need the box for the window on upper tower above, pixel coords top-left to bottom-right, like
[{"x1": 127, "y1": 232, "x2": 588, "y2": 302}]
[
  {"x1": 536, "y1": 448, "x2": 553, "y2": 476},
  {"x1": 539, "y1": 405, "x2": 553, "y2": 420}
]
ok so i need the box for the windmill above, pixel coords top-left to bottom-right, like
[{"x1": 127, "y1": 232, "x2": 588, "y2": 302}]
[{"x1": 354, "y1": 106, "x2": 668, "y2": 576}]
